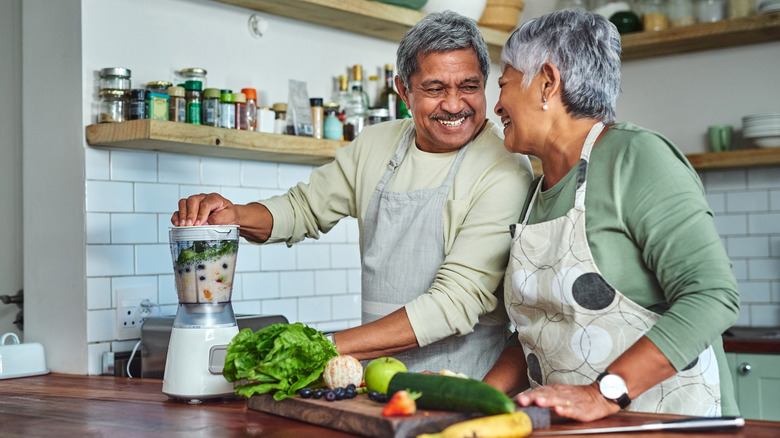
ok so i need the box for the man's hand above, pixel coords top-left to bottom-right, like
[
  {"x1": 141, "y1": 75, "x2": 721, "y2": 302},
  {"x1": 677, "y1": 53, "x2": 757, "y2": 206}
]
[{"x1": 171, "y1": 192, "x2": 237, "y2": 227}]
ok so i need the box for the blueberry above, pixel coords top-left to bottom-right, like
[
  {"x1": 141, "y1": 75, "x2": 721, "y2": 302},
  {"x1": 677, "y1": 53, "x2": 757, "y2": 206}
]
[
  {"x1": 313, "y1": 389, "x2": 324, "y2": 399},
  {"x1": 375, "y1": 393, "x2": 388, "y2": 403},
  {"x1": 199, "y1": 276, "x2": 206, "y2": 281},
  {"x1": 367, "y1": 390, "x2": 379, "y2": 401},
  {"x1": 325, "y1": 391, "x2": 337, "y2": 401},
  {"x1": 197, "y1": 264, "x2": 205, "y2": 270},
  {"x1": 298, "y1": 388, "x2": 313, "y2": 398},
  {"x1": 346, "y1": 383, "x2": 356, "y2": 391},
  {"x1": 345, "y1": 387, "x2": 357, "y2": 399},
  {"x1": 223, "y1": 263, "x2": 228, "y2": 269},
  {"x1": 334, "y1": 387, "x2": 345, "y2": 398}
]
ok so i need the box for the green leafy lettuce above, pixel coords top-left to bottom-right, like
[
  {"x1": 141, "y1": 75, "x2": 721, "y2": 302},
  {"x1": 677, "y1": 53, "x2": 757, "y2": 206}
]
[{"x1": 223, "y1": 322, "x2": 338, "y2": 400}]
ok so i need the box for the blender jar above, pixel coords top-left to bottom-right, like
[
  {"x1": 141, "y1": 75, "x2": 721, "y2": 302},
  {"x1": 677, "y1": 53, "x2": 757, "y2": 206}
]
[{"x1": 169, "y1": 225, "x2": 239, "y2": 305}]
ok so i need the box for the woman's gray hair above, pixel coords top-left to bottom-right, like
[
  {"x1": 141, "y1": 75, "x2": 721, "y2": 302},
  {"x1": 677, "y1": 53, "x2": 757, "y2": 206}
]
[
  {"x1": 397, "y1": 10, "x2": 490, "y2": 89},
  {"x1": 500, "y1": 9, "x2": 621, "y2": 123}
]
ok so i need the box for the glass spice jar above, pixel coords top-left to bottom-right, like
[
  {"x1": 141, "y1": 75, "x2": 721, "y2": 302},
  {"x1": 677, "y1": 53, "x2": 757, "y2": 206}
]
[
  {"x1": 639, "y1": 0, "x2": 670, "y2": 31},
  {"x1": 219, "y1": 90, "x2": 236, "y2": 129},
  {"x1": 128, "y1": 89, "x2": 148, "y2": 120},
  {"x1": 145, "y1": 81, "x2": 171, "y2": 121},
  {"x1": 696, "y1": 0, "x2": 727, "y2": 22},
  {"x1": 99, "y1": 67, "x2": 131, "y2": 90},
  {"x1": 168, "y1": 86, "x2": 186, "y2": 123},
  {"x1": 201, "y1": 88, "x2": 221, "y2": 127},
  {"x1": 234, "y1": 92, "x2": 248, "y2": 130},
  {"x1": 176, "y1": 68, "x2": 208, "y2": 89},
  {"x1": 184, "y1": 80, "x2": 202, "y2": 125},
  {"x1": 668, "y1": 0, "x2": 697, "y2": 26},
  {"x1": 98, "y1": 89, "x2": 128, "y2": 123}
]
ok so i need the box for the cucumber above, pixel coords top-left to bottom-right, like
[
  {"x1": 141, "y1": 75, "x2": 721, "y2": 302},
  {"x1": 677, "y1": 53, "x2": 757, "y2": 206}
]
[{"x1": 386, "y1": 372, "x2": 515, "y2": 415}]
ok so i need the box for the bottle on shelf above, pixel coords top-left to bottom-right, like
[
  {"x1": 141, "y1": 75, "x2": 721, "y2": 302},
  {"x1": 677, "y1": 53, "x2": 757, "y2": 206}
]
[
  {"x1": 234, "y1": 92, "x2": 248, "y2": 130},
  {"x1": 343, "y1": 65, "x2": 370, "y2": 141},
  {"x1": 323, "y1": 102, "x2": 342, "y2": 140},
  {"x1": 242, "y1": 88, "x2": 258, "y2": 131},
  {"x1": 378, "y1": 64, "x2": 399, "y2": 121},
  {"x1": 333, "y1": 74, "x2": 350, "y2": 123},
  {"x1": 218, "y1": 90, "x2": 236, "y2": 129},
  {"x1": 272, "y1": 102, "x2": 288, "y2": 135},
  {"x1": 201, "y1": 88, "x2": 220, "y2": 127},
  {"x1": 638, "y1": 0, "x2": 670, "y2": 31},
  {"x1": 184, "y1": 80, "x2": 202, "y2": 125},
  {"x1": 310, "y1": 98, "x2": 324, "y2": 139},
  {"x1": 168, "y1": 86, "x2": 186, "y2": 123}
]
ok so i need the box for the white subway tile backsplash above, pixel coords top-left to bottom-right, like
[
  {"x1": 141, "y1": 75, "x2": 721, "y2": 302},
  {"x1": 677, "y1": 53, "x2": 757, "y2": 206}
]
[
  {"x1": 111, "y1": 150, "x2": 157, "y2": 182},
  {"x1": 85, "y1": 147, "x2": 110, "y2": 180},
  {"x1": 87, "y1": 277, "x2": 111, "y2": 310},
  {"x1": 332, "y1": 294, "x2": 360, "y2": 321},
  {"x1": 315, "y1": 270, "x2": 348, "y2": 296},
  {"x1": 86, "y1": 213, "x2": 111, "y2": 244},
  {"x1": 297, "y1": 244, "x2": 331, "y2": 270},
  {"x1": 86, "y1": 181, "x2": 134, "y2": 212},
  {"x1": 201, "y1": 157, "x2": 241, "y2": 186},
  {"x1": 259, "y1": 188, "x2": 287, "y2": 199},
  {"x1": 261, "y1": 298, "x2": 297, "y2": 323},
  {"x1": 731, "y1": 255, "x2": 748, "y2": 281},
  {"x1": 331, "y1": 244, "x2": 361, "y2": 269},
  {"x1": 747, "y1": 167, "x2": 780, "y2": 189},
  {"x1": 749, "y1": 304, "x2": 780, "y2": 327},
  {"x1": 726, "y1": 190, "x2": 769, "y2": 213},
  {"x1": 705, "y1": 192, "x2": 726, "y2": 213},
  {"x1": 159, "y1": 153, "x2": 200, "y2": 184},
  {"x1": 87, "y1": 309, "x2": 115, "y2": 342},
  {"x1": 111, "y1": 213, "x2": 158, "y2": 244},
  {"x1": 772, "y1": 236, "x2": 780, "y2": 257},
  {"x1": 748, "y1": 258, "x2": 780, "y2": 281},
  {"x1": 221, "y1": 186, "x2": 261, "y2": 206},
  {"x1": 158, "y1": 214, "x2": 172, "y2": 243},
  {"x1": 87, "y1": 342, "x2": 111, "y2": 376},
  {"x1": 298, "y1": 296, "x2": 332, "y2": 324},
  {"x1": 748, "y1": 212, "x2": 780, "y2": 234},
  {"x1": 87, "y1": 245, "x2": 135, "y2": 277},
  {"x1": 241, "y1": 272, "x2": 280, "y2": 300},
  {"x1": 728, "y1": 236, "x2": 770, "y2": 258},
  {"x1": 736, "y1": 281, "x2": 772, "y2": 303},
  {"x1": 712, "y1": 214, "x2": 748, "y2": 236},
  {"x1": 279, "y1": 163, "x2": 315, "y2": 189},
  {"x1": 280, "y1": 271, "x2": 314, "y2": 298},
  {"x1": 158, "y1": 274, "x2": 177, "y2": 305},
  {"x1": 241, "y1": 160, "x2": 279, "y2": 188},
  {"x1": 179, "y1": 185, "x2": 221, "y2": 198},
  {"x1": 135, "y1": 244, "x2": 171, "y2": 275},
  {"x1": 111, "y1": 276, "x2": 158, "y2": 305},
  {"x1": 704, "y1": 169, "x2": 747, "y2": 191},
  {"x1": 318, "y1": 219, "x2": 348, "y2": 243},
  {"x1": 348, "y1": 269, "x2": 361, "y2": 293},
  {"x1": 261, "y1": 244, "x2": 297, "y2": 271},
  {"x1": 135, "y1": 183, "x2": 180, "y2": 213},
  {"x1": 345, "y1": 218, "x2": 360, "y2": 243},
  {"x1": 233, "y1": 300, "x2": 262, "y2": 316},
  {"x1": 236, "y1": 242, "x2": 261, "y2": 272}
]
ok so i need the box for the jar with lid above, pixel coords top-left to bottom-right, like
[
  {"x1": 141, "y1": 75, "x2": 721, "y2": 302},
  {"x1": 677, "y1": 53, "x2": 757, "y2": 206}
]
[
  {"x1": 310, "y1": 98, "x2": 324, "y2": 139},
  {"x1": 98, "y1": 89, "x2": 128, "y2": 123},
  {"x1": 128, "y1": 89, "x2": 148, "y2": 120},
  {"x1": 323, "y1": 103, "x2": 342, "y2": 140},
  {"x1": 367, "y1": 108, "x2": 390, "y2": 126},
  {"x1": 168, "y1": 86, "x2": 186, "y2": 123},
  {"x1": 637, "y1": 0, "x2": 670, "y2": 31},
  {"x1": 668, "y1": 0, "x2": 696, "y2": 26},
  {"x1": 695, "y1": 0, "x2": 727, "y2": 21},
  {"x1": 729, "y1": 0, "x2": 755, "y2": 19},
  {"x1": 176, "y1": 68, "x2": 207, "y2": 88},
  {"x1": 234, "y1": 92, "x2": 248, "y2": 130},
  {"x1": 272, "y1": 102, "x2": 288, "y2": 135},
  {"x1": 184, "y1": 80, "x2": 202, "y2": 125},
  {"x1": 99, "y1": 67, "x2": 131, "y2": 90},
  {"x1": 146, "y1": 81, "x2": 170, "y2": 121},
  {"x1": 219, "y1": 90, "x2": 236, "y2": 129},
  {"x1": 556, "y1": 0, "x2": 590, "y2": 9},
  {"x1": 201, "y1": 88, "x2": 220, "y2": 127},
  {"x1": 242, "y1": 88, "x2": 258, "y2": 131}
]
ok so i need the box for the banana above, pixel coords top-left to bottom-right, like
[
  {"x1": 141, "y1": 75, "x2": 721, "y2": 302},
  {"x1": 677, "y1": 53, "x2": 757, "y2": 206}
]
[{"x1": 417, "y1": 411, "x2": 533, "y2": 438}]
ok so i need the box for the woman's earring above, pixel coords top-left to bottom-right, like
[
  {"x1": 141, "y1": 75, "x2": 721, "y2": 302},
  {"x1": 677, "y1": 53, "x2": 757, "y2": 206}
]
[{"x1": 542, "y1": 96, "x2": 548, "y2": 111}]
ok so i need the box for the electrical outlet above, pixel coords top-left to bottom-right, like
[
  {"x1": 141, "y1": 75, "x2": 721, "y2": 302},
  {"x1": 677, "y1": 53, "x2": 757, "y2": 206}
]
[{"x1": 115, "y1": 287, "x2": 157, "y2": 340}]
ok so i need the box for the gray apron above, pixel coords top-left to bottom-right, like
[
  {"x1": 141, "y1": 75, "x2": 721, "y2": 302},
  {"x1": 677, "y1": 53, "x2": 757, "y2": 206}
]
[
  {"x1": 505, "y1": 122, "x2": 722, "y2": 415},
  {"x1": 361, "y1": 125, "x2": 507, "y2": 379}
]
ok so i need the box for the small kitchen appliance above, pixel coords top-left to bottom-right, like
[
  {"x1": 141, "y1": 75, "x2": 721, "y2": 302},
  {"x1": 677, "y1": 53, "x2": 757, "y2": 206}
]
[{"x1": 162, "y1": 225, "x2": 240, "y2": 402}]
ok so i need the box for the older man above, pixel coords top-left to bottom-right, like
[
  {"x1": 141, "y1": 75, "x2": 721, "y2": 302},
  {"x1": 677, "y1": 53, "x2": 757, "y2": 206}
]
[{"x1": 172, "y1": 11, "x2": 533, "y2": 379}]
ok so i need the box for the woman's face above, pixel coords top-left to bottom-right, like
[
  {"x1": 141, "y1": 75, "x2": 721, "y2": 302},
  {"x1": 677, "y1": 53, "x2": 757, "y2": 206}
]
[{"x1": 495, "y1": 66, "x2": 541, "y2": 155}]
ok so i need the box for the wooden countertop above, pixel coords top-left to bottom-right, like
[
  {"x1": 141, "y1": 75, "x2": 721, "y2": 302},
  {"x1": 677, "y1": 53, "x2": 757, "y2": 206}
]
[
  {"x1": 2, "y1": 374, "x2": 779, "y2": 437},
  {"x1": 723, "y1": 327, "x2": 780, "y2": 355}
]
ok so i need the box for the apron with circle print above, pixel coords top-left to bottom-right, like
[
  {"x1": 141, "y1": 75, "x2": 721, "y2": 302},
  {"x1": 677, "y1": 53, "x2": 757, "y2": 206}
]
[{"x1": 505, "y1": 122, "x2": 721, "y2": 416}]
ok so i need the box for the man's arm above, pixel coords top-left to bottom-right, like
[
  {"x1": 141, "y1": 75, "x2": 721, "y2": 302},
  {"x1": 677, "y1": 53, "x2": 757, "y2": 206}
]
[{"x1": 331, "y1": 308, "x2": 419, "y2": 360}]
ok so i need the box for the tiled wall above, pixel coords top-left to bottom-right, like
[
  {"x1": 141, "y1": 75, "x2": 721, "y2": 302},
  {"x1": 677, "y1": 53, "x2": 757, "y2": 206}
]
[
  {"x1": 701, "y1": 165, "x2": 780, "y2": 327},
  {"x1": 84, "y1": 147, "x2": 362, "y2": 373},
  {"x1": 84, "y1": 145, "x2": 780, "y2": 373}
]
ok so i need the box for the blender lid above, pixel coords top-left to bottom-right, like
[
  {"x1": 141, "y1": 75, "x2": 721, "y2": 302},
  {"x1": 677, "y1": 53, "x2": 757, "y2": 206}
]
[{"x1": 169, "y1": 225, "x2": 238, "y2": 240}]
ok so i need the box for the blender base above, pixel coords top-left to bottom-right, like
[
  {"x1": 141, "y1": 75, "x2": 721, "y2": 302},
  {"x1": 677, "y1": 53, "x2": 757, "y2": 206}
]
[{"x1": 162, "y1": 325, "x2": 239, "y2": 402}]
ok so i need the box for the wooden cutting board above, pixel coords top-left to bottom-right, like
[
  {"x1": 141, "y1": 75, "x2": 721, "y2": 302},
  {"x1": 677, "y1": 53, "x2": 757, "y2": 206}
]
[{"x1": 247, "y1": 393, "x2": 549, "y2": 438}]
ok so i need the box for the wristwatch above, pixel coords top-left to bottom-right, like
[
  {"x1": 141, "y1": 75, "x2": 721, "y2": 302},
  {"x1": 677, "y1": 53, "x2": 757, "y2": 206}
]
[{"x1": 595, "y1": 372, "x2": 631, "y2": 409}]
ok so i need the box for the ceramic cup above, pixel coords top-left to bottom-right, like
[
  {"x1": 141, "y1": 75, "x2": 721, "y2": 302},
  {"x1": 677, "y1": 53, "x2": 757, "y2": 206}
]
[{"x1": 708, "y1": 125, "x2": 733, "y2": 152}]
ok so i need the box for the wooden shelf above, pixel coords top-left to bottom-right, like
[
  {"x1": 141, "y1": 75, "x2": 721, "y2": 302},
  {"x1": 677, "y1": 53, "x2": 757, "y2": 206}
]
[
  {"x1": 86, "y1": 121, "x2": 780, "y2": 172},
  {"x1": 211, "y1": 0, "x2": 780, "y2": 62},
  {"x1": 621, "y1": 11, "x2": 780, "y2": 60},
  {"x1": 210, "y1": 0, "x2": 511, "y2": 63},
  {"x1": 85, "y1": 120, "x2": 348, "y2": 166}
]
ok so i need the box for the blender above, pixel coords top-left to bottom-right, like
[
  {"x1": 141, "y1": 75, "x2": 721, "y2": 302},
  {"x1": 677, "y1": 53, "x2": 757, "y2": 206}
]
[{"x1": 162, "y1": 225, "x2": 240, "y2": 402}]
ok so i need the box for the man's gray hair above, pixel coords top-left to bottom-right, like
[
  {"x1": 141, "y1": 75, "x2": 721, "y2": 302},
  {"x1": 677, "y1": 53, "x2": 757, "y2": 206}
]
[
  {"x1": 500, "y1": 9, "x2": 622, "y2": 123},
  {"x1": 397, "y1": 10, "x2": 490, "y2": 89}
]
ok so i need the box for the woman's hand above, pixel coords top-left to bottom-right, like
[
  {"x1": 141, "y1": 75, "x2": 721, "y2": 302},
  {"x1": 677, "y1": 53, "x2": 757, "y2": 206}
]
[{"x1": 516, "y1": 382, "x2": 620, "y2": 422}]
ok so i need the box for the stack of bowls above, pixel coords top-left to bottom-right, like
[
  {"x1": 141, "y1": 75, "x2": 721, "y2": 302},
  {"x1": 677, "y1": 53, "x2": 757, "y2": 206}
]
[
  {"x1": 743, "y1": 113, "x2": 780, "y2": 148},
  {"x1": 758, "y1": 0, "x2": 780, "y2": 13}
]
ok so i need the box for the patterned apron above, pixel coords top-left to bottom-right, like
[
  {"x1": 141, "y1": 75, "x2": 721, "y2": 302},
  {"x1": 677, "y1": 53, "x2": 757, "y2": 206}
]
[
  {"x1": 361, "y1": 125, "x2": 507, "y2": 379},
  {"x1": 505, "y1": 122, "x2": 721, "y2": 415}
]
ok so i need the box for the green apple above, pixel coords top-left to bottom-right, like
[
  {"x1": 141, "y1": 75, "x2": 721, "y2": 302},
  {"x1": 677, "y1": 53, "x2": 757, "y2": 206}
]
[{"x1": 364, "y1": 357, "x2": 407, "y2": 394}]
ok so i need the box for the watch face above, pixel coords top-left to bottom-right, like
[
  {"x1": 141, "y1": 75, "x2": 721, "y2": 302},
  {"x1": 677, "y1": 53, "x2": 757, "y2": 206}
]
[{"x1": 599, "y1": 373, "x2": 627, "y2": 399}]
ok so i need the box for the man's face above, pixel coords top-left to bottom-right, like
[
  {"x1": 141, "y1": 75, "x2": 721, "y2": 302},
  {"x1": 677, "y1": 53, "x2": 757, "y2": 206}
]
[{"x1": 396, "y1": 48, "x2": 487, "y2": 153}]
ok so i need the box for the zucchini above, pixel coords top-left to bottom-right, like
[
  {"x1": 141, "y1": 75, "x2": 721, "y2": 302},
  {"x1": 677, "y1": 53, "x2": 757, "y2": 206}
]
[{"x1": 386, "y1": 372, "x2": 515, "y2": 415}]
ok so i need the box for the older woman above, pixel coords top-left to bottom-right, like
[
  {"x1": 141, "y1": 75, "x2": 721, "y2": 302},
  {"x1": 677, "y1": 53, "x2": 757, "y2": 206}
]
[{"x1": 482, "y1": 9, "x2": 740, "y2": 422}]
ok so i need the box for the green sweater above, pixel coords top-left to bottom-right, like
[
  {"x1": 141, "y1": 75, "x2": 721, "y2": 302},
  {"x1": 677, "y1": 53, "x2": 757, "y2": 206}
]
[{"x1": 525, "y1": 122, "x2": 740, "y2": 415}]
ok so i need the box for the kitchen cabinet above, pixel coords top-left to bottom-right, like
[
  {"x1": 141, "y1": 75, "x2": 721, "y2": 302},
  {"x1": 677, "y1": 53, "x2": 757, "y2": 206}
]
[
  {"x1": 85, "y1": 120, "x2": 780, "y2": 174},
  {"x1": 726, "y1": 352, "x2": 780, "y2": 421},
  {"x1": 210, "y1": 0, "x2": 780, "y2": 61}
]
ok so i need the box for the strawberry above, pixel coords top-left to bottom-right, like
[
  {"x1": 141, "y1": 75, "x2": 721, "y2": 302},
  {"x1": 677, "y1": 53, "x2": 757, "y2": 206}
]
[{"x1": 381, "y1": 390, "x2": 421, "y2": 416}]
